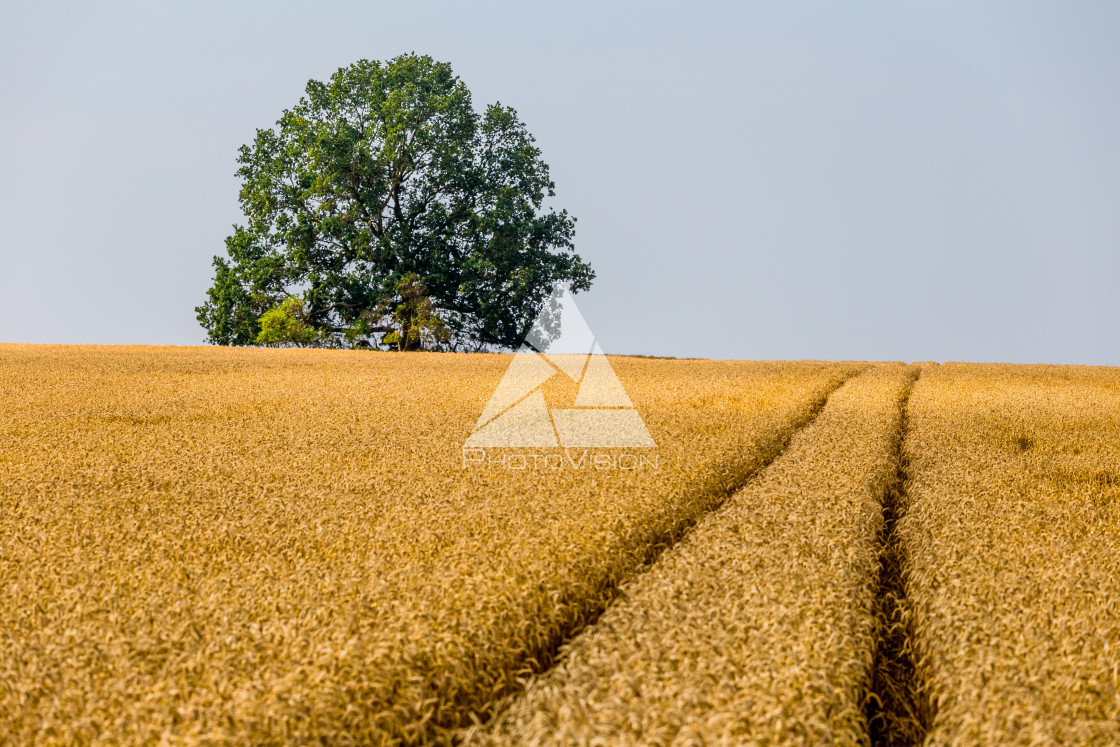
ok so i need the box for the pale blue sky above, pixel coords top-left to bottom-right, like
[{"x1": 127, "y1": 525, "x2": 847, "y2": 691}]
[{"x1": 1, "y1": 2, "x2": 1117, "y2": 363}]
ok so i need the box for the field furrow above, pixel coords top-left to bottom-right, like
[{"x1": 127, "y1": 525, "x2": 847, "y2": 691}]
[
  {"x1": 0, "y1": 345, "x2": 858, "y2": 745},
  {"x1": 901, "y1": 363, "x2": 1120, "y2": 745},
  {"x1": 476, "y1": 364, "x2": 916, "y2": 745}
]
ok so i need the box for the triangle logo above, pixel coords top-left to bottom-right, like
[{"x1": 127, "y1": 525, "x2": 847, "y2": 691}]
[{"x1": 465, "y1": 286, "x2": 656, "y2": 448}]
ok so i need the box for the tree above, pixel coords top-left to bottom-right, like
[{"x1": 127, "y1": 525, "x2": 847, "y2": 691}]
[
  {"x1": 196, "y1": 53, "x2": 594, "y2": 350},
  {"x1": 369, "y1": 273, "x2": 450, "y2": 351},
  {"x1": 255, "y1": 297, "x2": 320, "y2": 347}
]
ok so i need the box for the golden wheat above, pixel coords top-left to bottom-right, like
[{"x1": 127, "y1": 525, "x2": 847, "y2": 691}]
[
  {"x1": 901, "y1": 363, "x2": 1120, "y2": 745},
  {"x1": 0, "y1": 344, "x2": 858, "y2": 745},
  {"x1": 474, "y1": 364, "x2": 915, "y2": 745}
]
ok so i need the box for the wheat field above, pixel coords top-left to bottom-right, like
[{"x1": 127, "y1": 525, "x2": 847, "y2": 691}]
[
  {"x1": 3, "y1": 347, "x2": 1119, "y2": 745},
  {"x1": 0, "y1": 345, "x2": 856, "y2": 744},
  {"x1": 900, "y1": 363, "x2": 1120, "y2": 745},
  {"x1": 476, "y1": 364, "x2": 916, "y2": 745}
]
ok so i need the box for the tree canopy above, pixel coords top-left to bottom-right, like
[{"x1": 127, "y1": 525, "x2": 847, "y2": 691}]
[{"x1": 196, "y1": 53, "x2": 593, "y2": 350}]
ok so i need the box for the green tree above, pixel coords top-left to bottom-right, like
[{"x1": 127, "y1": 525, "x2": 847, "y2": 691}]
[
  {"x1": 196, "y1": 53, "x2": 593, "y2": 349},
  {"x1": 370, "y1": 273, "x2": 451, "y2": 351},
  {"x1": 254, "y1": 297, "x2": 320, "y2": 347}
]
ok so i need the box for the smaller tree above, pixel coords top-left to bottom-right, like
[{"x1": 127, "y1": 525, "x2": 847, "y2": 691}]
[
  {"x1": 371, "y1": 274, "x2": 451, "y2": 351},
  {"x1": 255, "y1": 297, "x2": 320, "y2": 347}
]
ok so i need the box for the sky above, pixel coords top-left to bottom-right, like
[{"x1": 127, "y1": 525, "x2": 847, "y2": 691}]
[{"x1": 1, "y1": 1, "x2": 1118, "y2": 364}]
